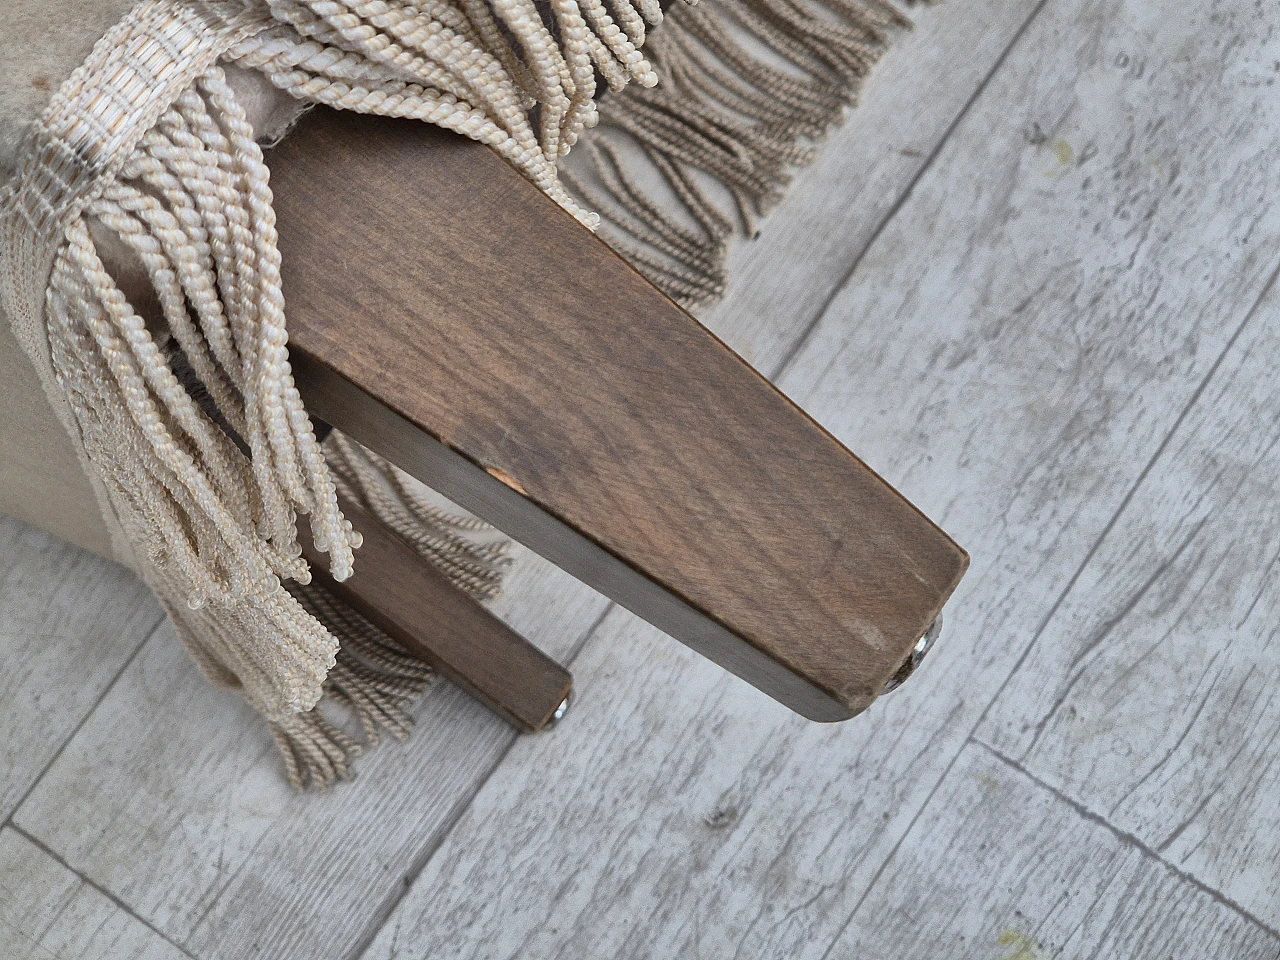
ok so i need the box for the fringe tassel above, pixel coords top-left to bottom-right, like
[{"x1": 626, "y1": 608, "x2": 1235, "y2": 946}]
[
  {"x1": 325, "y1": 432, "x2": 512, "y2": 602},
  {"x1": 46, "y1": 65, "x2": 358, "y2": 717},
  {"x1": 567, "y1": 0, "x2": 912, "y2": 306},
  {"x1": 274, "y1": 576, "x2": 436, "y2": 790},
  {"x1": 222, "y1": 0, "x2": 682, "y2": 226}
]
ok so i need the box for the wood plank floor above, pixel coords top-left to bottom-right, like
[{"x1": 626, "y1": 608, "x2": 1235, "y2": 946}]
[{"x1": 5, "y1": 1, "x2": 1280, "y2": 957}]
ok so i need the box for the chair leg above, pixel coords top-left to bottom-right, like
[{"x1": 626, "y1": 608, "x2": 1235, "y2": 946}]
[{"x1": 300, "y1": 495, "x2": 572, "y2": 732}]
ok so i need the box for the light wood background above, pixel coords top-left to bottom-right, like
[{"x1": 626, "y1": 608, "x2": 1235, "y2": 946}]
[{"x1": 5, "y1": 0, "x2": 1280, "y2": 957}]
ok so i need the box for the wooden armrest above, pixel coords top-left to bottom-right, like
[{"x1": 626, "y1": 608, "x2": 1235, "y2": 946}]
[{"x1": 273, "y1": 108, "x2": 968, "y2": 722}]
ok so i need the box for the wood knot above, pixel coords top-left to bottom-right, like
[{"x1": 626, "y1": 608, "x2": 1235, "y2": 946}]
[{"x1": 703, "y1": 805, "x2": 739, "y2": 830}]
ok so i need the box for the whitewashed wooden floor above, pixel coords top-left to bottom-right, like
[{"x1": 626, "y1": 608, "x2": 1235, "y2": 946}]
[{"x1": 6, "y1": 1, "x2": 1280, "y2": 957}]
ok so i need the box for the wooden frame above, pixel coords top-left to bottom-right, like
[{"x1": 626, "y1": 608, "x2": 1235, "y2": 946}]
[{"x1": 273, "y1": 109, "x2": 968, "y2": 725}]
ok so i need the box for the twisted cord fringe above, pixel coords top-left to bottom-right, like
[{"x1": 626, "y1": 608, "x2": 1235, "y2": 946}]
[
  {"x1": 274, "y1": 577, "x2": 436, "y2": 789},
  {"x1": 566, "y1": 0, "x2": 912, "y2": 306},
  {"x1": 326, "y1": 432, "x2": 513, "y2": 602},
  {"x1": 46, "y1": 67, "x2": 356, "y2": 717}
]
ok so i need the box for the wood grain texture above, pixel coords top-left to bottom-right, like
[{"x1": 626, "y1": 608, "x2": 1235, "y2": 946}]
[
  {"x1": 0, "y1": 516, "x2": 160, "y2": 820},
  {"x1": 11, "y1": 547, "x2": 606, "y2": 960},
  {"x1": 0, "y1": 827, "x2": 188, "y2": 960},
  {"x1": 277, "y1": 109, "x2": 966, "y2": 721},
  {"x1": 976, "y1": 254, "x2": 1280, "y2": 925},
  {"x1": 301, "y1": 497, "x2": 572, "y2": 732},
  {"x1": 358, "y1": 0, "x2": 1280, "y2": 956},
  {"x1": 832, "y1": 743, "x2": 1280, "y2": 959}
]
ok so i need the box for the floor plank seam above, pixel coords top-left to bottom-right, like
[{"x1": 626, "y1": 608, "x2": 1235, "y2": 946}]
[
  {"x1": 342, "y1": 784, "x2": 503, "y2": 960},
  {"x1": 814, "y1": 266, "x2": 1279, "y2": 957},
  {"x1": 1021, "y1": 511, "x2": 1214, "y2": 759},
  {"x1": 341, "y1": 601, "x2": 617, "y2": 960},
  {"x1": 553, "y1": 601, "x2": 619, "y2": 683},
  {"x1": 7, "y1": 822, "x2": 200, "y2": 960},
  {"x1": 966, "y1": 251, "x2": 1280, "y2": 743},
  {"x1": 765, "y1": 0, "x2": 1052, "y2": 383},
  {"x1": 4, "y1": 611, "x2": 166, "y2": 831},
  {"x1": 972, "y1": 738, "x2": 1280, "y2": 941},
  {"x1": 817, "y1": 9, "x2": 1105, "y2": 956},
  {"x1": 815, "y1": 728, "x2": 973, "y2": 960}
]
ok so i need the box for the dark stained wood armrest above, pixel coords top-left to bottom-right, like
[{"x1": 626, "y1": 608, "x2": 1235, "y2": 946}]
[{"x1": 273, "y1": 108, "x2": 968, "y2": 722}]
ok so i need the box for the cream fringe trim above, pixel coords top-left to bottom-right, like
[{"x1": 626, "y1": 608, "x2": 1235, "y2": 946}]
[
  {"x1": 1, "y1": 0, "x2": 906, "y2": 788},
  {"x1": 567, "y1": 0, "x2": 911, "y2": 306},
  {"x1": 273, "y1": 577, "x2": 436, "y2": 789},
  {"x1": 326, "y1": 432, "x2": 512, "y2": 602}
]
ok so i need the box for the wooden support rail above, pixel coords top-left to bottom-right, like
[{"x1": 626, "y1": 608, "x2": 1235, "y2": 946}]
[{"x1": 299, "y1": 495, "x2": 572, "y2": 732}]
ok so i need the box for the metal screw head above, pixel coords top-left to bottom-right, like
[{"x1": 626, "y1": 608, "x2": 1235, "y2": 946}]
[
  {"x1": 545, "y1": 691, "x2": 572, "y2": 729},
  {"x1": 881, "y1": 616, "x2": 943, "y2": 696}
]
